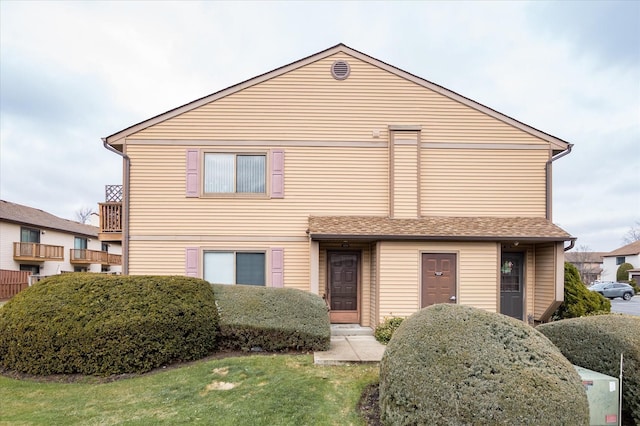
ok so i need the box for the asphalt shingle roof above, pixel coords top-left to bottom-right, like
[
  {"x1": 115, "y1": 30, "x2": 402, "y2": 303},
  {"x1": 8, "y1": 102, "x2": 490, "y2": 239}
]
[
  {"x1": 0, "y1": 200, "x2": 98, "y2": 237},
  {"x1": 308, "y1": 216, "x2": 573, "y2": 242},
  {"x1": 605, "y1": 240, "x2": 640, "y2": 257}
]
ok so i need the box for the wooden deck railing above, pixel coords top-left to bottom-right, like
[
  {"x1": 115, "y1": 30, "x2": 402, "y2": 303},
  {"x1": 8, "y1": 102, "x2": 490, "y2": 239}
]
[
  {"x1": 70, "y1": 249, "x2": 110, "y2": 265},
  {"x1": 0, "y1": 270, "x2": 30, "y2": 300},
  {"x1": 99, "y1": 202, "x2": 122, "y2": 233},
  {"x1": 108, "y1": 253, "x2": 122, "y2": 265},
  {"x1": 13, "y1": 242, "x2": 64, "y2": 261}
]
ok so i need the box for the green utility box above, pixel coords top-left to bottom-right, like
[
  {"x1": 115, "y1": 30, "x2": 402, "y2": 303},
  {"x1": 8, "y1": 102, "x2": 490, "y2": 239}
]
[{"x1": 574, "y1": 366, "x2": 620, "y2": 425}]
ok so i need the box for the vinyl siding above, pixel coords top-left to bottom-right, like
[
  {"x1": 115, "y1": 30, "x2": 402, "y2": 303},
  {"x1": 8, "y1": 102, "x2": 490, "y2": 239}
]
[
  {"x1": 421, "y1": 148, "x2": 548, "y2": 217},
  {"x1": 129, "y1": 240, "x2": 309, "y2": 290},
  {"x1": 131, "y1": 53, "x2": 548, "y2": 145},
  {"x1": 391, "y1": 135, "x2": 419, "y2": 218},
  {"x1": 126, "y1": 144, "x2": 388, "y2": 238},
  {"x1": 377, "y1": 241, "x2": 498, "y2": 318},
  {"x1": 534, "y1": 243, "x2": 556, "y2": 319}
]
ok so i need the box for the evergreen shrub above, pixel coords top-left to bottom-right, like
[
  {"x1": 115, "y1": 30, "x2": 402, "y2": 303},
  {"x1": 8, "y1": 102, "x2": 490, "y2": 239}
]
[
  {"x1": 617, "y1": 262, "x2": 634, "y2": 282},
  {"x1": 0, "y1": 274, "x2": 218, "y2": 376},
  {"x1": 379, "y1": 304, "x2": 589, "y2": 425},
  {"x1": 212, "y1": 284, "x2": 330, "y2": 351},
  {"x1": 374, "y1": 317, "x2": 404, "y2": 344},
  {"x1": 553, "y1": 262, "x2": 610, "y2": 320},
  {"x1": 538, "y1": 315, "x2": 640, "y2": 424}
]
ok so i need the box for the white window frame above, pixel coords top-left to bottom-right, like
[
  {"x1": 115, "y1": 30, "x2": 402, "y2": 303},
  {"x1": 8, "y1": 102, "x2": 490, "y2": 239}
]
[
  {"x1": 203, "y1": 250, "x2": 266, "y2": 286},
  {"x1": 203, "y1": 152, "x2": 267, "y2": 196}
]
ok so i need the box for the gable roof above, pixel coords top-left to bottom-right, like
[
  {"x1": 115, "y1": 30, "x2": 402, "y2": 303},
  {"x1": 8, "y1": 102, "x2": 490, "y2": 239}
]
[
  {"x1": 308, "y1": 216, "x2": 574, "y2": 242},
  {"x1": 564, "y1": 251, "x2": 606, "y2": 263},
  {"x1": 0, "y1": 200, "x2": 98, "y2": 237},
  {"x1": 105, "y1": 43, "x2": 571, "y2": 152},
  {"x1": 605, "y1": 240, "x2": 640, "y2": 257}
]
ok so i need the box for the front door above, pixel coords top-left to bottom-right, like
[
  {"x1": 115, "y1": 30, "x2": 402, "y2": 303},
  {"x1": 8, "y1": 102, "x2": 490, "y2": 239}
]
[
  {"x1": 421, "y1": 253, "x2": 457, "y2": 307},
  {"x1": 328, "y1": 251, "x2": 359, "y2": 323},
  {"x1": 500, "y1": 252, "x2": 524, "y2": 320}
]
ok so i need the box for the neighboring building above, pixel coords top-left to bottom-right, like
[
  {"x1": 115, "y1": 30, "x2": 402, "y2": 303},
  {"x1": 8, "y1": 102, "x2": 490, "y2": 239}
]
[
  {"x1": 564, "y1": 251, "x2": 605, "y2": 284},
  {"x1": 601, "y1": 240, "x2": 640, "y2": 282},
  {"x1": 0, "y1": 200, "x2": 122, "y2": 278},
  {"x1": 98, "y1": 44, "x2": 575, "y2": 325}
]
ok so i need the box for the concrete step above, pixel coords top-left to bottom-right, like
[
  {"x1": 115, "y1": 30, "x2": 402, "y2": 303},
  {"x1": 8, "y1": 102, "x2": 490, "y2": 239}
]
[{"x1": 331, "y1": 324, "x2": 374, "y2": 336}]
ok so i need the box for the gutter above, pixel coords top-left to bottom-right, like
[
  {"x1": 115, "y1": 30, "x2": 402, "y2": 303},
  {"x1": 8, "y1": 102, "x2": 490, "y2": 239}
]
[
  {"x1": 102, "y1": 138, "x2": 130, "y2": 275},
  {"x1": 546, "y1": 144, "x2": 573, "y2": 220}
]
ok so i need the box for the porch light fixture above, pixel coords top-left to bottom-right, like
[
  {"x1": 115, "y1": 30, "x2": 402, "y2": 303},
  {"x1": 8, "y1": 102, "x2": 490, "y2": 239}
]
[{"x1": 341, "y1": 241, "x2": 350, "y2": 248}]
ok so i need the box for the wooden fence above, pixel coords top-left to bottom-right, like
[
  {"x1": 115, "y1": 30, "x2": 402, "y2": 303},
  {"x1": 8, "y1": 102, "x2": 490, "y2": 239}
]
[{"x1": 0, "y1": 270, "x2": 30, "y2": 300}]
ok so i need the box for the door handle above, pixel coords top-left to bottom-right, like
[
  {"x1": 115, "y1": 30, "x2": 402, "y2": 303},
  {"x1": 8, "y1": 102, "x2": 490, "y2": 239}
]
[{"x1": 449, "y1": 296, "x2": 456, "y2": 301}]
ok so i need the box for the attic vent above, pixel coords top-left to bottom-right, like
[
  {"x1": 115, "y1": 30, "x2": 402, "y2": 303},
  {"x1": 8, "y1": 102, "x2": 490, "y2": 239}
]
[{"x1": 331, "y1": 60, "x2": 350, "y2": 80}]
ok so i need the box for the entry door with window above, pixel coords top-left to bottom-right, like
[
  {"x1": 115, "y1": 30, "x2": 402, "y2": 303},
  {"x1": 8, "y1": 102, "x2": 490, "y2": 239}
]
[
  {"x1": 328, "y1": 251, "x2": 359, "y2": 323},
  {"x1": 421, "y1": 253, "x2": 457, "y2": 307},
  {"x1": 20, "y1": 227, "x2": 40, "y2": 256},
  {"x1": 500, "y1": 252, "x2": 524, "y2": 320},
  {"x1": 74, "y1": 237, "x2": 88, "y2": 260}
]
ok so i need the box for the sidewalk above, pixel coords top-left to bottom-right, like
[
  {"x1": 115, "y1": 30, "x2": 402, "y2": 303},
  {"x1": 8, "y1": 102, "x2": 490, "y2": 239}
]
[{"x1": 314, "y1": 326, "x2": 386, "y2": 365}]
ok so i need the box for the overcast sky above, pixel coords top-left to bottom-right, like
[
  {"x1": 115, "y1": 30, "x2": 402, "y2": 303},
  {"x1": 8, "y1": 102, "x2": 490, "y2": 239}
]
[{"x1": 1, "y1": 1, "x2": 638, "y2": 252}]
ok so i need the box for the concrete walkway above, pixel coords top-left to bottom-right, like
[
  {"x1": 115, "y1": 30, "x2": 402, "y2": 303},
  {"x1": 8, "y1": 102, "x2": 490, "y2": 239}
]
[{"x1": 314, "y1": 325, "x2": 386, "y2": 365}]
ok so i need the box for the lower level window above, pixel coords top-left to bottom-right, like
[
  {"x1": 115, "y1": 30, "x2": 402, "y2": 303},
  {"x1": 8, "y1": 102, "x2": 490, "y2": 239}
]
[{"x1": 203, "y1": 251, "x2": 265, "y2": 286}]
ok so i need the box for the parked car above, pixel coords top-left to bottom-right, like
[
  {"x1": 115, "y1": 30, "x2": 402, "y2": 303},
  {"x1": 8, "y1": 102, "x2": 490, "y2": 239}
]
[{"x1": 588, "y1": 282, "x2": 635, "y2": 301}]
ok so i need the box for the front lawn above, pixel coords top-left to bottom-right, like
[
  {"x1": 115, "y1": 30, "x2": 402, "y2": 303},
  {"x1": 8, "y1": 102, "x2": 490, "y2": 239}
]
[{"x1": 0, "y1": 354, "x2": 378, "y2": 425}]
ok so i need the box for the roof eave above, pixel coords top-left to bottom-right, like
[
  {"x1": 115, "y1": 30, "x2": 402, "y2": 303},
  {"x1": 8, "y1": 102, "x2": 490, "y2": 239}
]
[{"x1": 309, "y1": 234, "x2": 575, "y2": 243}]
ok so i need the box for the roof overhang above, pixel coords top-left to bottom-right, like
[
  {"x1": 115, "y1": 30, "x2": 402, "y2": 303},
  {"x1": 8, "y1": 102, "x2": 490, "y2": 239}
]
[{"x1": 308, "y1": 216, "x2": 575, "y2": 243}]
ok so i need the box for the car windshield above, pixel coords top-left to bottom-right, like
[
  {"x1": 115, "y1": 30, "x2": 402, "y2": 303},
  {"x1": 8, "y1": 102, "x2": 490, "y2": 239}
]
[{"x1": 589, "y1": 282, "x2": 610, "y2": 290}]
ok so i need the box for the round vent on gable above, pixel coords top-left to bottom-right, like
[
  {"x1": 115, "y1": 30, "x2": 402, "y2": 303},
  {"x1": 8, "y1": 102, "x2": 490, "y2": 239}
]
[{"x1": 331, "y1": 60, "x2": 350, "y2": 80}]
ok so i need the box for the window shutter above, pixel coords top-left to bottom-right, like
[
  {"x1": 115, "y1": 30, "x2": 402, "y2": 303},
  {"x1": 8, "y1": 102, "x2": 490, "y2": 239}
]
[
  {"x1": 186, "y1": 150, "x2": 199, "y2": 197},
  {"x1": 185, "y1": 247, "x2": 199, "y2": 277},
  {"x1": 270, "y1": 248, "x2": 284, "y2": 287},
  {"x1": 270, "y1": 149, "x2": 284, "y2": 198}
]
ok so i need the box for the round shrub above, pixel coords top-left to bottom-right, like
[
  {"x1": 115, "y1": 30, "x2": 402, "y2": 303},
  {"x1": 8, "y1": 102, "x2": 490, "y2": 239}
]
[
  {"x1": 617, "y1": 262, "x2": 633, "y2": 282},
  {"x1": 0, "y1": 274, "x2": 218, "y2": 376},
  {"x1": 538, "y1": 315, "x2": 640, "y2": 424},
  {"x1": 379, "y1": 304, "x2": 589, "y2": 425},
  {"x1": 554, "y1": 262, "x2": 610, "y2": 320},
  {"x1": 374, "y1": 317, "x2": 404, "y2": 344}
]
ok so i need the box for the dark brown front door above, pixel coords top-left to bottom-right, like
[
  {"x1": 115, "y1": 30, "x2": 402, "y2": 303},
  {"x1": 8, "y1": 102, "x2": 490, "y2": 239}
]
[
  {"x1": 421, "y1": 253, "x2": 457, "y2": 307},
  {"x1": 500, "y1": 252, "x2": 524, "y2": 320},
  {"x1": 328, "y1": 251, "x2": 359, "y2": 323}
]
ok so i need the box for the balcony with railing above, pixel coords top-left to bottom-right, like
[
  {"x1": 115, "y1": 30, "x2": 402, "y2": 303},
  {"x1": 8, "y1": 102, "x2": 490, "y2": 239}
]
[
  {"x1": 13, "y1": 242, "x2": 65, "y2": 262},
  {"x1": 70, "y1": 249, "x2": 122, "y2": 265},
  {"x1": 98, "y1": 185, "x2": 123, "y2": 242}
]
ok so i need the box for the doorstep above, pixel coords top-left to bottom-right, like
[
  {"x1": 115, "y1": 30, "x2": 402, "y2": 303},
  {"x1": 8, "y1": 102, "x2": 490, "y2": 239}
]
[{"x1": 314, "y1": 335, "x2": 386, "y2": 365}]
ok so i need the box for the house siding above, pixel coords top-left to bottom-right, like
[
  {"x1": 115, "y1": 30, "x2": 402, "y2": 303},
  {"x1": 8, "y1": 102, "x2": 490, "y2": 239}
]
[
  {"x1": 421, "y1": 148, "x2": 549, "y2": 217},
  {"x1": 130, "y1": 53, "x2": 548, "y2": 145},
  {"x1": 391, "y1": 132, "x2": 419, "y2": 218},
  {"x1": 377, "y1": 241, "x2": 498, "y2": 319},
  {"x1": 534, "y1": 243, "x2": 556, "y2": 320}
]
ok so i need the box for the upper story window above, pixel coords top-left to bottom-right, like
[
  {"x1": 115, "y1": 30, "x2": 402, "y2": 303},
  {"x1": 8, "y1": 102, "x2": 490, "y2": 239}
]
[
  {"x1": 204, "y1": 153, "x2": 266, "y2": 194},
  {"x1": 75, "y1": 237, "x2": 88, "y2": 250},
  {"x1": 616, "y1": 256, "x2": 625, "y2": 265},
  {"x1": 20, "y1": 227, "x2": 40, "y2": 243}
]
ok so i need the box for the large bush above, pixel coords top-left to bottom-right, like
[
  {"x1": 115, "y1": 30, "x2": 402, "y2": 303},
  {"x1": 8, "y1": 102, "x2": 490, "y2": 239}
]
[
  {"x1": 212, "y1": 284, "x2": 330, "y2": 352},
  {"x1": 538, "y1": 315, "x2": 640, "y2": 424},
  {"x1": 617, "y1": 262, "x2": 634, "y2": 282},
  {"x1": 553, "y1": 262, "x2": 610, "y2": 320},
  {"x1": 0, "y1": 274, "x2": 218, "y2": 376},
  {"x1": 379, "y1": 304, "x2": 589, "y2": 425}
]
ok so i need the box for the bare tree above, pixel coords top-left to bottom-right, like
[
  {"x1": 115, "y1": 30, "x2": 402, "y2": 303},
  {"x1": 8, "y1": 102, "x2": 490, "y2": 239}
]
[
  {"x1": 622, "y1": 221, "x2": 640, "y2": 244},
  {"x1": 566, "y1": 245, "x2": 602, "y2": 285},
  {"x1": 75, "y1": 206, "x2": 95, "y2": 224}
]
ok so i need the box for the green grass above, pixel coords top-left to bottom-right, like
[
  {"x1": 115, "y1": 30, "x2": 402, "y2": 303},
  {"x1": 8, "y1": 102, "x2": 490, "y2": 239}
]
[{"x1": 0, "y1": 354, "x2": 378, "y2": 425}]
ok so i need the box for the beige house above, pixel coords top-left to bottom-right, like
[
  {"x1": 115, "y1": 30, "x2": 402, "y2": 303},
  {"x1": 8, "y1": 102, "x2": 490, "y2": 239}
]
[
  {"x1": 99, "y1": 44, "x2": 575, "y2": 325},
  {"x1": 0, "y1": 200, "x2": 122, "y2": 278}
]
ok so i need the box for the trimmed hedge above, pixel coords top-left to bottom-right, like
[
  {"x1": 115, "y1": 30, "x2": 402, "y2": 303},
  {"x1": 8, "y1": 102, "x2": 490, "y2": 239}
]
[
  {"x1": 0, "y1": 274, "x2": 218, "y2": 376},
  {"x1": 553, "y1": 262, "x2": 610, "y2": 320},
  {"x1": 374, "y1": 317, "x2": 404, "y2": 344},
  {"x1": 538, "y1": 315, "x2": 640, "y2": 424},
  {"x1": 380, "y1": 304, "x2": 589, "y2": 425},
  {"x1": 617, "y1": 262, "x2": 634, "y2": 282},
  {"x1": 211, "y1": 284, "x2": 330, "y2": 352}
]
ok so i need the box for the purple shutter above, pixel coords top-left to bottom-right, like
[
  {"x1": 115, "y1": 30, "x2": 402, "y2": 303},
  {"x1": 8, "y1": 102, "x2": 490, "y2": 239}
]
[
  {"x1": 270, "y1": 149, "x2": 284, "y2": 198},
  {"x1": 185, "y1": 247, "x2": 198, "y2": 277},
  {"x1": 186, "y1": 149, "x2": 199, "y2": 197},
  {"x1": 271, "y1": 248, "x2": 284, "y2": 287}
]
